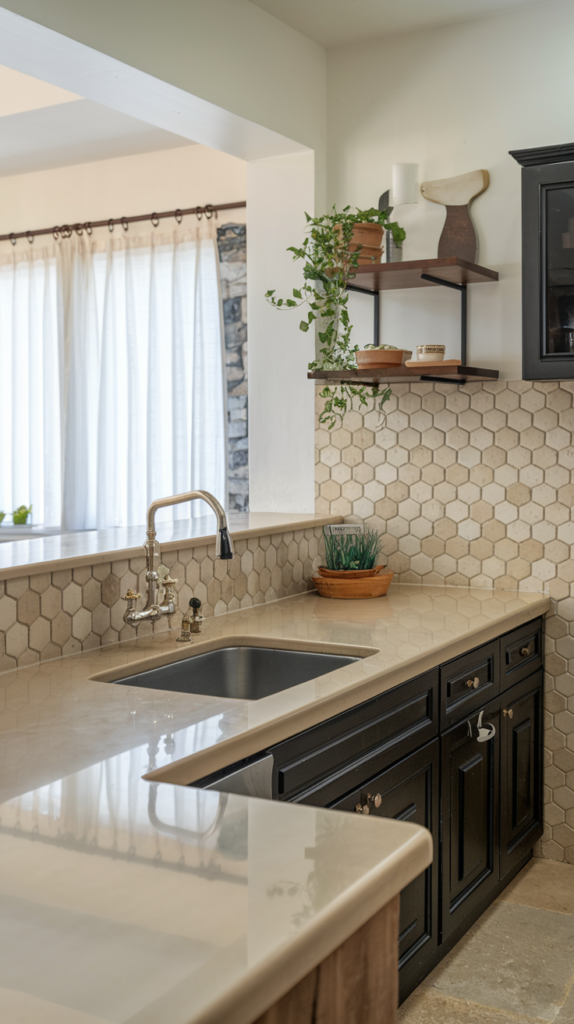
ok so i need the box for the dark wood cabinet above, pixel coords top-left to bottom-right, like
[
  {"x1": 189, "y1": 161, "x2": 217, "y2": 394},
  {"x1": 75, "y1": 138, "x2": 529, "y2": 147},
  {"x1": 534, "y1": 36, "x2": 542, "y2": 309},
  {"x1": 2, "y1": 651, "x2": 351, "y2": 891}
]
[
  {"x1": 511, "y1": 142, "x2": 574, "y2": 379},
  {"x1": 500, "y1": 672, "x2": 543, "y2": 878},
  {"x1": 441, "y1": 705, "x2": 500, "y2": 940},
  {"x1": 200, "y1": 616, "x2": 545, "y2": 1003},
  {"x1": 330, "y1": 740, "x2": 440, "y2": 1000}
]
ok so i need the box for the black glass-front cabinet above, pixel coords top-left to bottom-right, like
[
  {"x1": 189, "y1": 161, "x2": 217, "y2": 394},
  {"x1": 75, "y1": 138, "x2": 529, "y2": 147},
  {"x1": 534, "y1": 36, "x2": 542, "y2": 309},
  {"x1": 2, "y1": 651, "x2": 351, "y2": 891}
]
[{"x1": 511, "y1": 142, "x2": 574, "y2": 379}]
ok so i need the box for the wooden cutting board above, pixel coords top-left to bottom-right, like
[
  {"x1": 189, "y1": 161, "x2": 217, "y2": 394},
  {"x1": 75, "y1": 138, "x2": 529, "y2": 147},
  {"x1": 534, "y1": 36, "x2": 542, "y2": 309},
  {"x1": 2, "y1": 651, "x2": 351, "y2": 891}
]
[{"x1": 420, "y1": 169, "x2": 489, "y2": 262}]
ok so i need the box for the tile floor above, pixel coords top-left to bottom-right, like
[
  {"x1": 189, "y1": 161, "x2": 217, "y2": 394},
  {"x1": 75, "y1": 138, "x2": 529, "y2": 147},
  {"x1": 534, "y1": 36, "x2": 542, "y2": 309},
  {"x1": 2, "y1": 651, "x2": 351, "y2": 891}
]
[{"x1": 398, "y1": 858, "x2": 574, "y2": 1023}]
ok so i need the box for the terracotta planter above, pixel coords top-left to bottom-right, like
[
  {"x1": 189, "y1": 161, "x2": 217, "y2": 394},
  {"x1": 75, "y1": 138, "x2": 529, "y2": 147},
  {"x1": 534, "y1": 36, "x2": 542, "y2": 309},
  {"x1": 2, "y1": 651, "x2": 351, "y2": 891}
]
[
  {"x1": 318, "y1": 565, "x2": 386, "y2": 579},
  {"x1": 350, "y1": 222, "x2": 383, "y2": 265},
  {"x1": 335, "y1": 222, "x2": 384, "y2": 266},
  {"x1": 312, "y1": 569, "x2": 394, "y2": 600}
]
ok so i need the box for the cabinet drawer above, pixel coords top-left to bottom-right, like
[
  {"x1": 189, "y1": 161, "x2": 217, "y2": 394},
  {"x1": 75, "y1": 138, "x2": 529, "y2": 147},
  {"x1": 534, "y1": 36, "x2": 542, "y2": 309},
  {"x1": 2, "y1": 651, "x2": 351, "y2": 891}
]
[
  {"x1": 500, "y1": 618, "x2": 542, "y2": 692},
  {"x1": 273, "y1": 668, "x2": 439, "y2": 803},
  {"x1": 440, "y1": 640, "x2": 499, "y2": 729}
]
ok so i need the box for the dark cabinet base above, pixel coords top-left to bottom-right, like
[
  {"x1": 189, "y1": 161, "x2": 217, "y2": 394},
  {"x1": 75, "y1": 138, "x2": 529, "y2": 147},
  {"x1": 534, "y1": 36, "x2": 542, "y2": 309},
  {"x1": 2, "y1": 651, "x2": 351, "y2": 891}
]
[
  {"x1": 399, "y1": 849, "x2": 533, "y2": 1002},
  {"x1": 201, "y1": 617, "x2": 545, "y2": 1008}
]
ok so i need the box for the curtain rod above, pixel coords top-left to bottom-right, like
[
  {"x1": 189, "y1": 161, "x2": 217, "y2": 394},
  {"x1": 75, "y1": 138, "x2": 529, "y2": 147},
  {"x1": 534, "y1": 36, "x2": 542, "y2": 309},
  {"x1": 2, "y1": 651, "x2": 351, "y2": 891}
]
[{"x1": 0, "y1": 200, "x2": 247, "y2": 245}]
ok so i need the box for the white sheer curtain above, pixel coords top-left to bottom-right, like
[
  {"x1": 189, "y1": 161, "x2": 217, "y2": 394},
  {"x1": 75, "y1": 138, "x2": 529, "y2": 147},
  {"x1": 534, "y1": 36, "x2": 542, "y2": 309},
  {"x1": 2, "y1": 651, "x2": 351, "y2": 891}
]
[{"x1": 0, "y1": 225, "x2": 227, "y2": 530}]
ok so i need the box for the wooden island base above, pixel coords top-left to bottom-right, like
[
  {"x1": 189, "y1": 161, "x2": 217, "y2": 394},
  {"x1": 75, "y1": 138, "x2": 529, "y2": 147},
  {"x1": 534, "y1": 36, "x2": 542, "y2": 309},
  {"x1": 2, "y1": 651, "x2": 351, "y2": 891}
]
[{"x1": 254, "y1": 895, "x2": 400, "y2": 1024}]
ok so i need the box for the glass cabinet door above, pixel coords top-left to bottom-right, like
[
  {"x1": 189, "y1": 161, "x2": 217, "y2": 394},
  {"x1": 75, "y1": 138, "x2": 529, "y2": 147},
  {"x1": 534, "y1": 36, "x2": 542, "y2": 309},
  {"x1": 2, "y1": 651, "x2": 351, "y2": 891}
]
[
  {"x1": 544, "y1": 183, "x2": 574, "y2": 357},
  {"x1": 512, "y1": 143, "x2": 574, "y2": 380}
]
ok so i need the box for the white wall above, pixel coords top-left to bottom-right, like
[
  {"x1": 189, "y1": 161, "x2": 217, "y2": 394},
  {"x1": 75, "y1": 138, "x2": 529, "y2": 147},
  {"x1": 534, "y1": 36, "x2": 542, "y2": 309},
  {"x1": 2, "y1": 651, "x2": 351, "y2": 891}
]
[
  {"x1": 327, "y1": 0, "x2": 574, "y2": 377},
  {"x1": 247, "y1": 150, "x2": 316, "y2": 513},
  {"x1": 0, "y1": 143, "x2": 246, "y2": 249}
]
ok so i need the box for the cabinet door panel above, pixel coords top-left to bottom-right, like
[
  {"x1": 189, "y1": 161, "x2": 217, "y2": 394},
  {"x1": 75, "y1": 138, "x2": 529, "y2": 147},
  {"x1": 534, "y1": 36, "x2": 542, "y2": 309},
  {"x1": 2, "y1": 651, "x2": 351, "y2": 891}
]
[
  {"x1": 500, "y1": 672, "x2": 543, "y2": 878},
  {"x1": 441, "y1": 706, "x2": 500, "y2": 940},
  {"x1": 331, "y1": 740, "x2": 439, "y2": 999}
]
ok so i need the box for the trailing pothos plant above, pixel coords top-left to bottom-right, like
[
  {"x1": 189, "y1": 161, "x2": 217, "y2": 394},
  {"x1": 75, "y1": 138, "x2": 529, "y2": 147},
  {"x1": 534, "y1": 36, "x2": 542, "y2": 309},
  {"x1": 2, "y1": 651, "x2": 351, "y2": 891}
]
[{"x1": 265, "y1": 206, "x2": 405, "y2": 429}]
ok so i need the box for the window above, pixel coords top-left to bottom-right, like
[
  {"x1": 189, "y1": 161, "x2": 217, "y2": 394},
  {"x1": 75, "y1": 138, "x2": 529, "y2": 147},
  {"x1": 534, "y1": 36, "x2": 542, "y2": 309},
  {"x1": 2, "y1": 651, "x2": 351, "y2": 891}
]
[{"x1": 0, "y1": 226, "x2": 227, "y2": 530}]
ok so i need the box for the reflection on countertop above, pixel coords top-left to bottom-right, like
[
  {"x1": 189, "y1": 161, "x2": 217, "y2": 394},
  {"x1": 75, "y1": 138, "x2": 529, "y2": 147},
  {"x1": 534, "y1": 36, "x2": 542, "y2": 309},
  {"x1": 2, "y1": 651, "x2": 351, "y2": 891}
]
[{"x1": 0, "y1": 757, "x2": 429, "y2": 1024}]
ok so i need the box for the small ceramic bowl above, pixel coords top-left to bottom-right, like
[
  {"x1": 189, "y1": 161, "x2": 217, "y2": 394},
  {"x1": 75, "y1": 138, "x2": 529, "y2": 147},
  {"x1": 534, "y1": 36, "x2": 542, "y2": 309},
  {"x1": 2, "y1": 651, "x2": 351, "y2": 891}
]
[{"x1": 416, "y1": 345, "x2": 445, "y2": 362}]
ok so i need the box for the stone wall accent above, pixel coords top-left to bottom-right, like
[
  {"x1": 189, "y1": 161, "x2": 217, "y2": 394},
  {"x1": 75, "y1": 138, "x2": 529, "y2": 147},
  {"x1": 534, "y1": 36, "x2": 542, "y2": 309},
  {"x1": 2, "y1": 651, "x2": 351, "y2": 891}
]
[
  {"x1": 0, "y1": 526, "x2": 322, "y2": 673},
  {"x1": 217, "y1": 223, "x2": 248, "y2": 512},
  {"x1": 315, "y1": 380, "x2": 574, "y2": 863}
]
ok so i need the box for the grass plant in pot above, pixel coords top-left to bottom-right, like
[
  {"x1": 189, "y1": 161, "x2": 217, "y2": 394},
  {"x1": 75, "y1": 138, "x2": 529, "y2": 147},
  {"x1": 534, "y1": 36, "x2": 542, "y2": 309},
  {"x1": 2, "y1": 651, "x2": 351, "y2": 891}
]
[{"x1": 313, "y1": 526, "x2": 394, "y2": 599}]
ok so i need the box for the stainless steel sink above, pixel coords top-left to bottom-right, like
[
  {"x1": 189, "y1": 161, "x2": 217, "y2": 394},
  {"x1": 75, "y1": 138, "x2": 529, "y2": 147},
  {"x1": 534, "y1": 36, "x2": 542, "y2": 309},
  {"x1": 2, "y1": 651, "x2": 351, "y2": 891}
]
[{"x1": 114, "y1": 646, "x2": 359, "y2": 701}]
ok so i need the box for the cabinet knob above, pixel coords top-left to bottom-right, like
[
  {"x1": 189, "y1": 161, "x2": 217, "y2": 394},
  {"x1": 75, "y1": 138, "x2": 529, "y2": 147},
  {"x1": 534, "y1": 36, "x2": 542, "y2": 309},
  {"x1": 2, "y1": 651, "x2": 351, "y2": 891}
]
[
  {"x1": 466, "y1": 676, "x2": 480, "y2": 689},
  {"x1": 520, "y1": 644, "x2": 533, "y2": 658},
  {"x1": 355, "y1": 793, "x2": 382, "y2": 814},
  {"x1": 503, "y1": 708, "x2": 514, "y2": 719}
]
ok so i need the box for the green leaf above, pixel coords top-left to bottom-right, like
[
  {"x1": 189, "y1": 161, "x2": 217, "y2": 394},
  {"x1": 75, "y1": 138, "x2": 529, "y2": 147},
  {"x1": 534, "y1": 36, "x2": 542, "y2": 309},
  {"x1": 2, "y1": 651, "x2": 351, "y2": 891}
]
[{"x1": 300, "y1": 320, "x2": 309, "y2": 332}]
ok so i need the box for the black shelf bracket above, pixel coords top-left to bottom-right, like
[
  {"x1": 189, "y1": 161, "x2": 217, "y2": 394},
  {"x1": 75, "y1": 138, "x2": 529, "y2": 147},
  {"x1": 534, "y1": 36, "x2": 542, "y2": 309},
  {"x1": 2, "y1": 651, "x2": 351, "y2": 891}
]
[
  {"x1": 347, "y1": 284, "x2": 380, "y2": 347},
  {"x1": 420, "y1": 273, "x2": 467, "y2": 365},
  {"x1": 348, "y1": 272, "x2": 468, "y2": 362}
]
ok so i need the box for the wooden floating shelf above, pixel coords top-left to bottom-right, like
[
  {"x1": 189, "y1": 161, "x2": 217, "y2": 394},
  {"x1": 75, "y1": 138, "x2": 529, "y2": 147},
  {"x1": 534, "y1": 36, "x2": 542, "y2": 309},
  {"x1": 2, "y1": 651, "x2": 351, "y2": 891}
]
[
  {"x1": 346, "y1": 256, "x2": 499, "y2": 293},
  {"x1": 309, "y1": 365, "x2": 499, "y2": 385}
]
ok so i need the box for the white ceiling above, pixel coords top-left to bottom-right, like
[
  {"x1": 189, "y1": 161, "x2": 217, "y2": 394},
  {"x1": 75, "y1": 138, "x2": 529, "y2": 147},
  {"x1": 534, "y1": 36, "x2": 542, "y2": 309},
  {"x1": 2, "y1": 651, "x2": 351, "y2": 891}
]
[
  {"x1": 0, "y1": 65, "x2": 192, "y2": 178},
  {"x1": 248, "y1": 0, "x2": 559, "y2": 48}
]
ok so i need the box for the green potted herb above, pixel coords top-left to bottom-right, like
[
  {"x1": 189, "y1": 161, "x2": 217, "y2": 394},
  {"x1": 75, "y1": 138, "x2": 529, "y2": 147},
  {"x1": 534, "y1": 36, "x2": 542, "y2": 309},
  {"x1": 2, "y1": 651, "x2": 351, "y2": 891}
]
[
  {"x1": 313, "y1": 525, "x2": 394, "y2": 599},
  {"x1": 12, "y1": 504, "x2": 32, "y2": 525},
  {"x1": 266, "y1": 205, "x2": 405, "y2": 429},
  {"x1": 320, "y1": 526, "x2": 385, "y2": 578},
  {"x1": 0, "y1": 512, "x2": 5, "y2": 525}
]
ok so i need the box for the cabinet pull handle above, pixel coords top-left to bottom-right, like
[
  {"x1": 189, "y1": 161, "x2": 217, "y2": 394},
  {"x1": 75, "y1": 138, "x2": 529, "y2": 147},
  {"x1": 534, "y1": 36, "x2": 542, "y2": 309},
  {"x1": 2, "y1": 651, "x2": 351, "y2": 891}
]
[
  {"x1": 503, "y1": 708, "x2": 514, "y2": 719},
  {"x1": 520, "y1": 644, "x2": 533, "y2": 657},
  {"x1": 466, "y1": 676, "x2": 480, "y2": 689},
  {"x1": 476, "y1": 709, "x2": 496, "y2": 743}
]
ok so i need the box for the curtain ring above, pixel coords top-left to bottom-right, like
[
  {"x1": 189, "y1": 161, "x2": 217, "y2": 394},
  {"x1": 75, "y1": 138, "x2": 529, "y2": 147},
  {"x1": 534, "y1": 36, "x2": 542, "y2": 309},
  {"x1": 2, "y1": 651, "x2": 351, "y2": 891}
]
[
  {"x1": 108, "y1": 219, "x2": 114, "y2": 233},
  {"x1": 121, "y1": 217, "x2": 129, "y2": 232},
  {"x1": 175, "y1": 209, "x2": 182, "y2": 224},
  {"x1": 195, "y1": 207, "x2": 203, "y2": 221},
  {"x1": 26, "y1": 231, "x2": 34, "y2": 244},
  {"x1": 53, "y1": 227, "x2": 61, "y2": 241},
  {"x1": 205, "y1": 205, "x2": 214, "y2": 219},
  {"x1": 9, "y1": 233, "x2": 16, "y2": 246},
  {"x1": 151, "y1": 212, "x2": 159, "y2": 228},
  {"x1": 84, "y1": 222, "x2": 93, "y2": 236},
  {"x1": 61, "y1": 225, "x2": 72, "y2": 239},
  {"x1": 73, "y1": 223, "x2": 83, "y2": 236}
]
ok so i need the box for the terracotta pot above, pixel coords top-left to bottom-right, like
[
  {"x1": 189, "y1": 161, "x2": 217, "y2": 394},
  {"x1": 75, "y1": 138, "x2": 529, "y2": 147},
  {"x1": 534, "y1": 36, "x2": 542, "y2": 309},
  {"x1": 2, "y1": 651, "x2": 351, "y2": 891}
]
[
  {"x1": 318, "y1": 565, "x2": 386, "y2": 579},
  {"x1": 312, "y1": 569, "x2": 394, "y2": 600},
  {"x1": 350, "y1": 222, "x2": 383, "y2": 248},
  {"x1": 334, "y1": 223, "x2": 384, "y2": 266},
  {"x1": 355, "y1": 348, "x2": 412, "y2": 368}
]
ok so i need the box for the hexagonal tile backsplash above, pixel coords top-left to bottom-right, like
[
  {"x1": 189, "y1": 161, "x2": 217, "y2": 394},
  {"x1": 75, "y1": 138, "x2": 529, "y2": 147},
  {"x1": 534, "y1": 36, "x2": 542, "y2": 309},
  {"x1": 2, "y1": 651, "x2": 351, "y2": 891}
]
[
  {"x1": 315, "y1": 380, "x2": 574, "y2": 863},
  {"x1": 0, "y1": 527, "x2": 322, "y2": 672}
]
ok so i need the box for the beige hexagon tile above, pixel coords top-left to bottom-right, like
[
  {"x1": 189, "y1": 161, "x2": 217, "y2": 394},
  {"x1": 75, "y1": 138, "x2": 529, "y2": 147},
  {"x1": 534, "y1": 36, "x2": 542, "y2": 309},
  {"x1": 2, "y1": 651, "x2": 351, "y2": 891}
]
[{"x1": 314, "y1": 381, "x2": 574, "y2": 861}]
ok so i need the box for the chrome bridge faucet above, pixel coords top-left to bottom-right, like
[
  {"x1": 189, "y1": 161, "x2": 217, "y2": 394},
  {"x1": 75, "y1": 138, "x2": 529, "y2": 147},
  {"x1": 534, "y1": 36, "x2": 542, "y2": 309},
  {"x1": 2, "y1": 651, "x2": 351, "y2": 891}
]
[{"x1": 122, "y1": 490, "x2": 234, "y2": 627}]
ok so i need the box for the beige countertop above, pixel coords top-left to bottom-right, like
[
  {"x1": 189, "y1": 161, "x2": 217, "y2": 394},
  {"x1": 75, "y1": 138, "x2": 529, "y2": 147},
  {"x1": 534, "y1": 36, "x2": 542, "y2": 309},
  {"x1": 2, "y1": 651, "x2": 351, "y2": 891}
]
[
  {"x1": 0, "y1": 511, "x2": 340, "y2": 581},
  {"x1": 0, "y1": 583, "x2": 549, "y2": 1024}
]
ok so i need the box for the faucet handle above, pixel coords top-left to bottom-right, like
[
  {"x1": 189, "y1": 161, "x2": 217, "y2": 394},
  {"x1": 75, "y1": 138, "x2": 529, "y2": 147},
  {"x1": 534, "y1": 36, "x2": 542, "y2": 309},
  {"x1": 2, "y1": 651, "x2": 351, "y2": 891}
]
[
  {"x1": 162, "y1": 575, "x2": 178, "y2": 586},
  {"x1": 122, "y1": 589, "x2": 142, "y2": 602}
]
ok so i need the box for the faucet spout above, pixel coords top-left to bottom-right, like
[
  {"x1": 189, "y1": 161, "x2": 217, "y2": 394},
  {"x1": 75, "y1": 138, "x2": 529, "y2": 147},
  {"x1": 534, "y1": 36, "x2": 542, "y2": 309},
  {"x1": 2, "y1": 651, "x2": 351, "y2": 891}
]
[{"x1": 123, "y1": 489, "x2": 234, "y2": 628}]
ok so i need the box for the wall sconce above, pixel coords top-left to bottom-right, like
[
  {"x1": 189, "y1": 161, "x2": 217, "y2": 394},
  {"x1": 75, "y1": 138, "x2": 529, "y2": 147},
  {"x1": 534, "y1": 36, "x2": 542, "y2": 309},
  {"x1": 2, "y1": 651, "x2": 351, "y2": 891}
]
[{"x1": 392, "y1": 163, "x2": 418, "y2": 206}]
